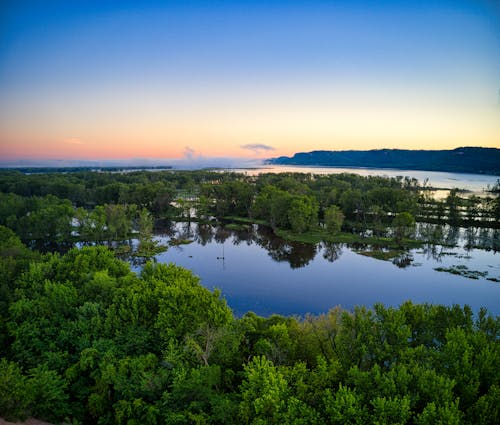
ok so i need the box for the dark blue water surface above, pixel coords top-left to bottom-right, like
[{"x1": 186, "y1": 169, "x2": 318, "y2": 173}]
[{"x1": 133, "y1": 222, "x2": 500, "y2": 317}]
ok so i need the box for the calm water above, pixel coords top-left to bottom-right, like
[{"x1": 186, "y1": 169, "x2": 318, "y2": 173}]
[
  {"x1": 133, "y1": 222, "x2": 500, "y2": 317},
  {"x1": 229, "y1": 165, "x2": 499, "y2": 195}
]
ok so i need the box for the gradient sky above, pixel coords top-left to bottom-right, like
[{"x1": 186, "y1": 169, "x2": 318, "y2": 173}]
[{"x1": 1, "y1": 0, "x2": 499, "y2": 161}]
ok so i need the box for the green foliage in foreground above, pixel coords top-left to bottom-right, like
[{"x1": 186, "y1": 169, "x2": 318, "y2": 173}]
[{"x1": 0, "y1": 226, "x2": 499, "y2": 424}]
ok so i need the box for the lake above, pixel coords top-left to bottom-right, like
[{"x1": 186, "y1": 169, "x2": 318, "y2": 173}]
[{"x1": 131, "y1": 222, "x2": 500, "y2": 317}]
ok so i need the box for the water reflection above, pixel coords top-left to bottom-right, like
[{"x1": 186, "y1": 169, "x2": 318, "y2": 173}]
[
  {"x1": 154, "y1": 222, "x2": 319, "y2": 269},
  {"x1": 266, "y1": 240, "x2": 317, "y2": 269},
  {"x1": 196, "y1": 223, "x2": 214, "y2": 245},
  {"x1": 321, "y1": 242, "x2": 343, "y2": 262},
  {"x1": 148, "y1": 221, "x2": 499, "y2": 316},
  {"x1": 392, "y1": 253, "x2": 414, "y2": 268},
  {"x1": 153, "y1": 221, "x2": 498, "y2": 269},
  {"x1": 415, "y1": 223, "x2": 499, "y2": 253},
  {"x1": 445, "y1": 226, "x2": 460, "y2": 247},
  {"x1": 35, "y1": 219, "x2": 498, "y2": 272}
]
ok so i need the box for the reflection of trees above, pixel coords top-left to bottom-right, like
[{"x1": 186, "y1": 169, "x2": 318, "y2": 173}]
[
  {"x1": 420, "y1": 244, "x2": 449, "y2": 262},
  {"x1": 214, "y1": 226, "x2": 231, "y2": 244},
  {"x1": 492, "y1": 229, "x2": 499, "y2": 253},
  {"x1": 321, "y1": 242, "x2": 343, "y2": 262},
  {"x1": 231, "y1": 227, "x2": 254, "y2": 246},
  {"x1": 153, "y1": 219, "x2": 176, "y2": 237},
  {"x1": 254, "y1": 230, "x2": 317, "y2": 268},
  {"x1": 128, "y1": 254, "x2": 155, "y2": 268},
  {"x1": 268, "y1": 242, "x2": 317, "y2": 269},
  {"x1": 177, "y1": 221, "x2": 195, "y2": 240},
  {"x1": 193, "y1": 222, "x2": 319, "y2": 268},
  {"x1": 195, "y1": 224, "x2": 214, "y2": 246},
  {"x1": 440, "y1": 226, "x2": 497, "y2": 252},
  {"x1": 417, "y1": 223, "x2": 445, "y2": 245},
  {"x1": 476, "y1": 227, "x2": 499, "y2": 252},
  {"x1": 464, "y1": 227, "x2": 478, "y2": 251},
  {"x1": 392, "y1": 253, "x2": 413, "y2": 268},
  {"x1": 188, "y1": 222, "x2": 258, "y2": 247},
  {"x1": 444, "y1": 226, "x2": 460, "y2": 247}
]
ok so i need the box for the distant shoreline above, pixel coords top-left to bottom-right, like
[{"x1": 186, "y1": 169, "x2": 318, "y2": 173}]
[
  {"x1": 256, "y1": 163, "x2": 500, "y2": 178},
  {"x1": 266, "y1": 147, "x2": 500, "y2": 176},
  {"x1": 0, "y1": 165, "x2": 173, "y2": 174}
]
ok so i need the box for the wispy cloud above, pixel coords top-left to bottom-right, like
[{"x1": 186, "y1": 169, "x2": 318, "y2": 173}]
[
  {"x1": 183, "y1": 146, "x2": 196, "y2": 160},
  {"x1": 240, "y1": 143, "x2": 275, "y2": 155}
]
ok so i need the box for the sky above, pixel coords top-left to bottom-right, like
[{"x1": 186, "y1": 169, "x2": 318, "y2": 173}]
[{"x1": 0, "y1": 0, "x2": 499, "y2": 163}]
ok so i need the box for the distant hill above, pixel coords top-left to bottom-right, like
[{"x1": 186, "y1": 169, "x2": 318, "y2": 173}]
[{"x1": 267, "y1": 147, "x2": 500, "y2": 175}]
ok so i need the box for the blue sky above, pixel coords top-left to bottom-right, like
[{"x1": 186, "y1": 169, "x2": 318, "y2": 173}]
[{"x1": 1, "y1": 0, "x2": 499, "y2": 160}]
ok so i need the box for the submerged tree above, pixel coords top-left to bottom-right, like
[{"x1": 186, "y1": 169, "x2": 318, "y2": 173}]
[
  {"x1": 392, "y1": 212, "x2": 416, "y2": 243},
  {"x1": 136, "y1": 208, "x2": 166, "y2": 256}
]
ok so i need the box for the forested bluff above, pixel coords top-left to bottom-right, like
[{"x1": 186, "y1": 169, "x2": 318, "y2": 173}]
[
  {"x1": 267, "y1": 147, "x2": 500, "y2": 175},
  {"x1": 0, "y1": 169, "x2": 499, "y2": 424}
]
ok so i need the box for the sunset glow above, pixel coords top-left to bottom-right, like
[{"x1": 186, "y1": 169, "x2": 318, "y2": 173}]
[{"x1": 1, "y1": 1, "x2": 499, "y2": 162}]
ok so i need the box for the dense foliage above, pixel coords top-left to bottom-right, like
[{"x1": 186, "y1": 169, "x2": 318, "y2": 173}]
[
  {"x1": 0, "y1": 226, "x2": 499, "y2": 424},
  {"x1": 0, "y1": 170, "x2": 498, "y2": 252},
  {"x1": 0, "y1": 169, "x2": 498, "y2": 423}
]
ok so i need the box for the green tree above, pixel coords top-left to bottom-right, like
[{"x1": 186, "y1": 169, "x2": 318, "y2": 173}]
[
  {"x1": 415, "y1": 401, "x2": 462, "y2": 425},
  {"x1": 288, "y1": 195, "x2": 318, "y2": 233},
  {"x1": 446, "y1": 189, "x2": 462, "y2": 226},
  {"x1": 371, "y1": 395, "x2": 411, "y2": 425},
  {"x1": 323, "y1": 384, "x2": 368, "y2": 425},
  {"x1": 25, "y1": 365, "x2": 71, "y2": 422},
  {"x1": 137, "y1": 208, "x2": 160, "y2": 254},
  {"x1": 0, "y1": 358, "x2": 29, "y2": 421},
  {"x1": 392, "y1": 212, "x2": 415, "y2": 243},
  {"x1": 105, "y1": 203, "x2": 132, "y2": 239},
  {"x1": 239, "y1": 356, "x2": 288, "y2": 424},
  {"x1": 324, "y1": 205, "x2": 344, "y2": 234}
]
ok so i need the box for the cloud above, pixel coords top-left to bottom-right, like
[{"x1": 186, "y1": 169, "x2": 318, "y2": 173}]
[
  {"x1": 63, "y1": 137, "x2": 83, "y2": 145},
  {"x1": 240, "y1": 143, "x2": 276, "y2": 154},
  {"x1": 183, "y1": 146, "x2": 196, "y2": 160}
]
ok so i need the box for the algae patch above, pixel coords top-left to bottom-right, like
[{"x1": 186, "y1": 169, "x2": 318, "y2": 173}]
[{"x1": 434, "y1": 264, "x2": 496, "y2": 281}]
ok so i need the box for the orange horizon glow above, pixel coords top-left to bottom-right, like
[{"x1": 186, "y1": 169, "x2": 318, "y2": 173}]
[{"x1": 1, "y1": 99, "x2": 499, "y2": 160}]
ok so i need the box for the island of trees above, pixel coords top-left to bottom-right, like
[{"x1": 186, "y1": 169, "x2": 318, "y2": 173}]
[{"x1": 0, "y1": 168, "x2": 499, "y2": 423}]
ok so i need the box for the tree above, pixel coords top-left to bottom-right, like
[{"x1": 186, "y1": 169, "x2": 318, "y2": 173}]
[
  {"x1": 137, "y1": 208, "x2": 158, "y2": 254},
  {"x1": 392, "y1": 212, "x2": 415, "y2": 243},
  {"x1": 323, "y1": 384, "x2": 368, "y2": 425},
  {"x1": 446, "y1": 189, "x2": 462, "y2": 226},
  {"x1": 288, "y1": 195, "x2": 319, "y2": 233},
  {"x1": 339, "y1": 189, "x2": 364, "y2": 221},
  {"x1": 324, "y1": 205, "x2": 344, "y2": 234},
  {"x1": 415, "y1": 401, "x2": 462, "y2": 425},
  {"x1": 140, "y1": 262, "x2": 233, "y2": 344},
  {"x1": 25, "y1": 365, "x2": 71, "y2": 422},
  {"x1": 105, "y1": 204, "x2": 132, "y2": 239},
  {"x1": 195, "y1": 195, "x2": 212, "y2": 221},
  {"x1": 370, "y1": 395, "x2": 411, "y2": 425},
  {"x1": 239, "y1": 356, "x2": 288, "y2": 424},
  {"x1": 0, "y1": 359, "x2": 29, "y2": 421}
]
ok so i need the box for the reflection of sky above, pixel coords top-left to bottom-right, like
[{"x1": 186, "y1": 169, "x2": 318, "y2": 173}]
[{"x1": 143, "y1": 223, "x2": 500, "y2": 317}]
